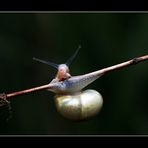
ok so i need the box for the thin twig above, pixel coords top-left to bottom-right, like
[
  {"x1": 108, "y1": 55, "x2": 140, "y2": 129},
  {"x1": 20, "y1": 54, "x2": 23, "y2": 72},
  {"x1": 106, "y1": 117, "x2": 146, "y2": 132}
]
[
  {"x1": 0, "y1": 55, "x2": 148, "y2": 100},
  {"x1": 0, "y1": 84, "x2": 52, "y2": 100},
  {"x1": 7, "y1": 84, "x2": 51, "y2": 98},
  {"x1": 86, "y1": 55, "x2": 148, "y2": 77},
  {"x1": 100, "y1": 55, "x2": 148, "y2": 74}
]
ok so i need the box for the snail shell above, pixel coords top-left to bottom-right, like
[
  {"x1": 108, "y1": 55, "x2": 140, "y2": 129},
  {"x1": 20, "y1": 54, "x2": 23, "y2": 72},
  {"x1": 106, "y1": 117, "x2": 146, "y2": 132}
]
[{"x1": 54, "y1": 89, "x2": 103, "y2": 120}]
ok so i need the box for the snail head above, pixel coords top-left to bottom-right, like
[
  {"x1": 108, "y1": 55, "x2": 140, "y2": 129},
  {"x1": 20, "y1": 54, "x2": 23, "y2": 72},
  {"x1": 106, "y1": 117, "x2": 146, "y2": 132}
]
[{"x1": 33, "y1": 45, "x2": 81, "y2": 81}]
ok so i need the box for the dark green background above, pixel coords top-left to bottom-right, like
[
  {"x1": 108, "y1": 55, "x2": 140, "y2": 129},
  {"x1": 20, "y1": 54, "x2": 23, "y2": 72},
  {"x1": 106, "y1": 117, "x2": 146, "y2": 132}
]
[{"x1": 0, "y1": 13, "x2": 148, "y2": 135}]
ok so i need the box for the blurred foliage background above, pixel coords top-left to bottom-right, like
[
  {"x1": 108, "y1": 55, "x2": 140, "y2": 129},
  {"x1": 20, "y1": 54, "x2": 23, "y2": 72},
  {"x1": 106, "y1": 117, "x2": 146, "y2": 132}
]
[{"x1": 0, "y1": 13, "x2": 148, "y2": 135}]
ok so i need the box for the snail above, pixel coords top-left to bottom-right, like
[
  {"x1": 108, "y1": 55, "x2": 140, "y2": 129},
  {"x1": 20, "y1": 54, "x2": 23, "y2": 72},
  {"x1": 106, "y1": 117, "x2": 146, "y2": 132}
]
[
  {"x1": 2, "y1": 46, "x2": 146, "y2": 121},
  {"x1": 33, "y1": 46, "x2": 103, "y2": 120}
]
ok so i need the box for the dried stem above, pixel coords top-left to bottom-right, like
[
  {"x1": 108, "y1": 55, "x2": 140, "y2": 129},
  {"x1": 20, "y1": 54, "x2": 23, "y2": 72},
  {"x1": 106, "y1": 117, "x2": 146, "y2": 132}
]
[
  {"x1": 7, "y1": 84, "x2": 51, "y2": 98},
  {"x1": 99, "y1": 55, "x2": 148, "y2": 74},
  {"x1": 0, "y1": 55, "x2": 148, "y2": 100},
  {"x1": 86, "y1": 55, "x2": 148, "y2": 77}
]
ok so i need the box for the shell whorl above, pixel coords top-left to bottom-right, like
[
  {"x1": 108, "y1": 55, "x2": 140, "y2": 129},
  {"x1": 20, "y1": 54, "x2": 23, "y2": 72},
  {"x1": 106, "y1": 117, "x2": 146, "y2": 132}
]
[{"x1": 54, "y1": 89, "x2": 103, "y2": 120}]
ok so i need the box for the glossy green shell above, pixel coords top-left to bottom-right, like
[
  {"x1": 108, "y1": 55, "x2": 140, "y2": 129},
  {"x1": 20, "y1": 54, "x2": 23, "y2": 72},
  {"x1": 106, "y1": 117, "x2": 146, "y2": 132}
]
[{"x1": 54, "y1": 89, "x2": 103, "y2": 120}]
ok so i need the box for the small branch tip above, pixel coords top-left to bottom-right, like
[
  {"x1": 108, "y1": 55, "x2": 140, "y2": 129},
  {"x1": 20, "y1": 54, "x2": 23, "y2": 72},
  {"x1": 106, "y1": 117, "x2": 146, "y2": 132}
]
[{"x1": 0, "y1": 93, "x2": 7, "y2": 100}]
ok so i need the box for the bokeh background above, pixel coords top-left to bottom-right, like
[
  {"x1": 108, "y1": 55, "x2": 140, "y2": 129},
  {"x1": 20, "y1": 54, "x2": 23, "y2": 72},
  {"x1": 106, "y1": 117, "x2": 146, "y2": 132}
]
[{"x1": 0, "y1": 13, "x2": 148, "y2": 135}]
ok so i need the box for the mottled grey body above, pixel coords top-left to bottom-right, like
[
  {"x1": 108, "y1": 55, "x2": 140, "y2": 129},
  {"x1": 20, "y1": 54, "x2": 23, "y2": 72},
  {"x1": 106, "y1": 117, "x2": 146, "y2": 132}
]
[{"x1": 48, "y1": 71, "x2": 104, "y2": 94}]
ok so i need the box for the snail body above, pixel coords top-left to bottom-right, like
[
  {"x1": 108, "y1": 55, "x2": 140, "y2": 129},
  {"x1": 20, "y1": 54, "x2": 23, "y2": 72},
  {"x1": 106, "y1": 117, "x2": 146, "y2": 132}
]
[
  {"x1": 47, "y1": 73, "x2": 103, "y2": 120},
  {"x1": 33, "y1": 46, "x2": 104, "y2": 120}
]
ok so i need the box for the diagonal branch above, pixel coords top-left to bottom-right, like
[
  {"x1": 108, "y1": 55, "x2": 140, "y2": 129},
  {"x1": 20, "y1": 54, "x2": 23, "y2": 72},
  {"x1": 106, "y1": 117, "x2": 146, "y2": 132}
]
[
  {"x1": 86, "y1": 55, "x2": 148, "y2": 77},
  {"x1": 99, "y1": 55, "x2": 148, "y2": 74},
  {"x1": 0, "y1": 55, "x2": 148, "y2": 100},
  {"x1": 0, "y1": 84, "x2": 52, "y2": 100}
]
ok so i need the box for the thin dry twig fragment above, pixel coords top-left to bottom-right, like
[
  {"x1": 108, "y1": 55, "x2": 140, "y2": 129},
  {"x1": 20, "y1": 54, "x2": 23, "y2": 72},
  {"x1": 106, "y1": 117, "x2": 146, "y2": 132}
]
[{"x1": 0, "y1": 55, "x2": 147, "y2": 100}]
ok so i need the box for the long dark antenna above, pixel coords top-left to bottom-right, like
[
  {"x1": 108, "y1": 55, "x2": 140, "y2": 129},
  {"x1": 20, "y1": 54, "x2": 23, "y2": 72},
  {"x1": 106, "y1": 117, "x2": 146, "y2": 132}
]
[
  {"x1": 66, "y1": 45, "x2": 81, "y2": 66},
  {"x1": 33, "y1": 57, "x2": 58, "y2": 69}
]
